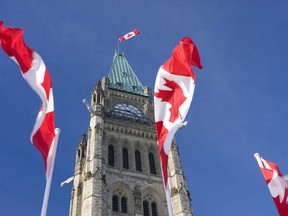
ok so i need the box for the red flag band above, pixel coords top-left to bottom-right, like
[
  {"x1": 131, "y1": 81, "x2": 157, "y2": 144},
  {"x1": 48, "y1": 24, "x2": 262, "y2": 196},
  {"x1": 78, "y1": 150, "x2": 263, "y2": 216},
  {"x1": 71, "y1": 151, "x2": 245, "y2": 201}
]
[
  {"x1": 0, "y1": 21, "x2": 3, "y2": 34},
  {"x1": 254, "y1": 153, "x2": 288, "y2": 216},
  {"x1": 154, "y1": 37, "x2": 202, "y2": 215},
  {"x1": 0, "y1": 22, "x2": 57, "y2": 178},
  {"x1": 118, "y1": 29, "x2": 140, "y2": 42}
]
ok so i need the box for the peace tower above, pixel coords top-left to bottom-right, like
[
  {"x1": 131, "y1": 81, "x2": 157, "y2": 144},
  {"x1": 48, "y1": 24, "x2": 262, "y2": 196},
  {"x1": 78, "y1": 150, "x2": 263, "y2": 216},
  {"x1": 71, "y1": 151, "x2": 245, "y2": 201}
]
[{"x1": 69, "y1": 51, "x2": 193, "y2": 216}]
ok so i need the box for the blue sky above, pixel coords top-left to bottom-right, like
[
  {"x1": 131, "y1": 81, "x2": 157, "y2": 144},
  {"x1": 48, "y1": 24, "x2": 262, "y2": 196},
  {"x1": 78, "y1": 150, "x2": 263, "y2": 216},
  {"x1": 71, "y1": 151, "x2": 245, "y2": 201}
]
[{"x1": 1, "y1": 1, "x2": 288, "y2": 215}]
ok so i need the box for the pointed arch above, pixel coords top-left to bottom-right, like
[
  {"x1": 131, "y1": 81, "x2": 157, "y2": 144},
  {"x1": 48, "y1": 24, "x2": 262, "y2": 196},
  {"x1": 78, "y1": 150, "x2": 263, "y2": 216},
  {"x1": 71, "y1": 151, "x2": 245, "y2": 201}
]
[
  {"x1": 108, "y1": 181, "x2": 133, "y2": 214},
  {"x1": 142, "y1": 187, "x2": 164, "y2": 216}
]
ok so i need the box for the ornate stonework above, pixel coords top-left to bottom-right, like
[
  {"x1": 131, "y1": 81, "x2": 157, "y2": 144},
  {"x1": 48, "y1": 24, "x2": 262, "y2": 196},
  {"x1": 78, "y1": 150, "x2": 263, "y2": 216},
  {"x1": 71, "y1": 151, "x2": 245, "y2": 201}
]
[{"x1": 69, "y1": 52, "x2": 193, "y2": 216}]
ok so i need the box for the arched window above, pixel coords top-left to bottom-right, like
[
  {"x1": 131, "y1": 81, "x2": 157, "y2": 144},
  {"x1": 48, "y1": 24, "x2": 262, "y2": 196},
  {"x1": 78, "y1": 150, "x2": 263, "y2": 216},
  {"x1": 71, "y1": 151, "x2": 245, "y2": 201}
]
[
  {"x1": 96, "y1": 93, "x2": 101, "y2": 104},
  {"x1": 151, "y1": 202, "x2": 158, "y2": 216},
  {"x1": 122, "y1": 147, "x2": 129, "y2": 169},
  {"x1": 76, "y1": 149, "x2": 81, "y2": 162},
  {"x1": 143, "y1": 200, "x2": 149, "y2": 216},
  {"x1": 121, "y1": 196, "x2": 128, "y2": 213},
  {"x1": 135, "y1": 150, "x2": 142, "y2": 172},
  {"x1": 112, "y1": 188, "x2": 129, "y2": 213},
  {"x1": 112, "y1": 195, "x2": 119, "y2": 212},
  {"x1": 149, "y1": 152, "x2": 157, "y2": 174},
  {"x1": 142, "y1": 194, "x2": 158, "y2": 216},
  {"x1": 108, "y1": 145, "x2": 115, "y2": 167}
]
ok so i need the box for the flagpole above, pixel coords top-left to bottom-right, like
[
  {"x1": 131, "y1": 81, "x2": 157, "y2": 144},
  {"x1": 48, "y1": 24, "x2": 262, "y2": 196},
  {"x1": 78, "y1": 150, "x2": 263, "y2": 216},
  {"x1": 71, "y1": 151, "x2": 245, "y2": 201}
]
[
  {"x1": 254, "y1": 153, "x2": 263, "y2": 168},
  {"x1": 160, "y1": 166, "x2": 173, "y2": 216},
  {"x1": 41, "y1": 128, "x2": 61, "y2": 216},
  {"x1": 165, "y1": 185, "x2": 173, "y2": 216},
  {"x1": 117, "y1": 39, "x2": 120, "y2": 53}
]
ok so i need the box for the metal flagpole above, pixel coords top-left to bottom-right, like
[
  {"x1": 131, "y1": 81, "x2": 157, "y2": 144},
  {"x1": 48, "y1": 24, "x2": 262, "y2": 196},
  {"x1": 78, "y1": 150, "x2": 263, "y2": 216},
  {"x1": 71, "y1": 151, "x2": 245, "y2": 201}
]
[
  {"x1": 117, "y1": 39, "x2": 120, "y2": 53},
  {"x1": 41, "y1": 128, "x2": 61, "y2": 216},
  {"x1": 254, "y1": 153, "x2": 264, "y2": 168}
]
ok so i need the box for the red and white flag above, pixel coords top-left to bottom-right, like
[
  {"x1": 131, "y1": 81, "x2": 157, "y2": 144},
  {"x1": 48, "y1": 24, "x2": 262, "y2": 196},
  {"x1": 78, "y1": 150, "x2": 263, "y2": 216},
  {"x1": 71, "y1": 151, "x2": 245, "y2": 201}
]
[
  {"x1": 0, "y1": 21, "x2": 60, "y2": 216},
  {"x1": 254, "y1": 153, "x2": 288, "y2": 216},
  {"x1": 154, "y1": 37, "x2": 202, "y2": 215},
  {"x1": 0, "y1": 21, "x2": 3, "y2": 34},
  {"x1": 118, "y1": 29, "x2": 140, "y2": 42},
  {"x1": 0, "y1": 22, "x2": 59, "y2": 178}
]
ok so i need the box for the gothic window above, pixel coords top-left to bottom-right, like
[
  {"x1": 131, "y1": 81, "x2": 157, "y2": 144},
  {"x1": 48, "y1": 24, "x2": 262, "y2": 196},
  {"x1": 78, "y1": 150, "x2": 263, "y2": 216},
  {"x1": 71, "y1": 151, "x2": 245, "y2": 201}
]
[
  {"x1": 151, "y1": 202, "x2": 158, "y2": 216},
  {"x1": 121, "y1": 196, "x2": 128, "y2": 213},
  {"x1": 108, "y1": 145, "x2": 115, "y2": 167},
  {"x1": 93, "y1": 93, "x2": 96, "y2": 103},
  {"x1": 143, "y1": 200, "x2": 149, "y2": 216},
  {"x1": 149, "y1": 152, "x2": 157, "y2": 174},
  {"x1": 112, "y1": 188, "x2": 129, "y2": 214},
  {"x1": 142, "y1": 195, "x2": 158, "y2": 216},
  {"x1": 76, "y1": 148, "x2": 86, "y2": 162},
  {"x1": 135, "y1": 150, "x2": 142, "y2": 172},
  {"x1": 76, "y1": 149, "x2": 81, "y2": 162},
  {"x1": 112, "y1": 195, "x2": 119, "y2": 212},
  {"x1": 96, "y1": 93, "x2": 100, "y2": 104},
  {"x1": 122, "y1": 147, "x2": 129, "y2": 169}
]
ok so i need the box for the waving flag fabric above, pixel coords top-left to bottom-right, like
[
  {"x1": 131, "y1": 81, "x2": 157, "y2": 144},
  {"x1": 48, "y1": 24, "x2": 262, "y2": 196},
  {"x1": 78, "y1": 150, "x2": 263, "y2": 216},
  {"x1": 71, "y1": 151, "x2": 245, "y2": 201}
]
[
  {"x1": 0, "y1": 21, "x2": 3, "y2": 33},
  {"x1": 154, "y1": 37, "x2": 202, "y2": 215},
  {"x1": 0, "y1": 22, "x2": 60, "y2": 179},
  {"x1": 0, "y1": 21, "x2": 60, "y2": 216},
  {"x1": 118, "y1": 29, "x2": 140, "y2": 42},
  {"x1": 254, "y1": 153, "x2": 288, "y2": 216}
]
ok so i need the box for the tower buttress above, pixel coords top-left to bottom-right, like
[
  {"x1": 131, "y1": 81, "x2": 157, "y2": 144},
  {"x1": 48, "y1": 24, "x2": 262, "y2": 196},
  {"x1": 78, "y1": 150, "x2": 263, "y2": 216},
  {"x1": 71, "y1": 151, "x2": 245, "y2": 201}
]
[
  {"x1": 80, "y1": 84, "x2": 107, "y2": 216},
  {"x1": 70, "y1": 134, "x2": 87, "y2": 216},
  {"x1": 168, "y1": 140, "x2": 194, "y2": 216}
]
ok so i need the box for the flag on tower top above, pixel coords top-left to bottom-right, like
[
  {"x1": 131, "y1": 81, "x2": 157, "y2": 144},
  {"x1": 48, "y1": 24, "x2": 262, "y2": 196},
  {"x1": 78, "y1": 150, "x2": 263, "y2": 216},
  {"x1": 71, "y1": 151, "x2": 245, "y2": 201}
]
[
  {"x1": 154, "y1": 37, "x2": 202, "y2": 215},
  {"x1": 254, "y1": 153, "x2": 288, "y2": 216},
  {"x1": 118, "y1": 29, "x2": 140, "y2": 42}
]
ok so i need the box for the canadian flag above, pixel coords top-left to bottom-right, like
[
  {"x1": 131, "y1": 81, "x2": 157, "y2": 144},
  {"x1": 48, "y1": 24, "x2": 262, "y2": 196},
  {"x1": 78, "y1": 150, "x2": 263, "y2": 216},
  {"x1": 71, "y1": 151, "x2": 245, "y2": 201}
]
[
  {"x1": 0, "y1": 21, "x2": 3, "y2": 33},
  {"x1": 0, "y1": 22, "x2": 59, "y2": 178},
  {"x1": 0, "y1": 21, "x2": 60, "y2": 215},
  {"x1": 254, "y1": 153, "x2": 288, "y2": 216},
  {"x1": 118, "y1": 29, "x2": 140, "y2": 42},
  {"x1": 154, "y1": 37, "x2": 202, "y2": 215}
]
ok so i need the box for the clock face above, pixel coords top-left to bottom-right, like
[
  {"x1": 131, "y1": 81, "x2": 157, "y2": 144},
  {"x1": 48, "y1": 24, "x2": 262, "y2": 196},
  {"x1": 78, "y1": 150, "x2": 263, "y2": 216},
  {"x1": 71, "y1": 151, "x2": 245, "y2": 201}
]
[{"x1": 113, "y1": 103, "x2": 143, "y2": 117}]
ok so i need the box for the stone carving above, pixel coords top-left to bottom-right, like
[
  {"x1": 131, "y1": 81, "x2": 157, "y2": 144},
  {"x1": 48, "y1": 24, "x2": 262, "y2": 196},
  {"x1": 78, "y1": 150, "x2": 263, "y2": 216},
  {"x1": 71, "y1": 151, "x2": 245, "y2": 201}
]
[
  {"x1": 170, "y1": 187, "x2": 179, "y2": 197},
  {"x1": 77, "y1": 183, "x2": 83, "y2": 197},
  {"x1": 133, "y1": 185, "x2": 142, "y2": 213},
  {"x1": 95, "y1": 122, "x2": 101, "y2": 133},
  {"x1": 85, "y1": 171, "x2": 93, "y2": 181}
]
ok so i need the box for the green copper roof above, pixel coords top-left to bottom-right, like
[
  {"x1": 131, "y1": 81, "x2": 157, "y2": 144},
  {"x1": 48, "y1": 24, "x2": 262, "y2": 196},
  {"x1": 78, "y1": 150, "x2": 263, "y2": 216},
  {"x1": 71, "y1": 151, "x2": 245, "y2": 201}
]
[{"x1": 108, "y1": 51, "x2": 144, "y2": 95}]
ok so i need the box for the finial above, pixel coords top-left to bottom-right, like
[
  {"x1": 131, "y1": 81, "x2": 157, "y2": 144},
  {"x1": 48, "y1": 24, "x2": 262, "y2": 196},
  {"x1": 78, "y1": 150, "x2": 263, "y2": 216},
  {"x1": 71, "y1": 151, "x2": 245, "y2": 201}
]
[
  {"x1": 254, "y1": 152, "x2": 264, "y2": 168},
  {"x1": 254, "y1": 152, "x2": 260, "y2": 159}
]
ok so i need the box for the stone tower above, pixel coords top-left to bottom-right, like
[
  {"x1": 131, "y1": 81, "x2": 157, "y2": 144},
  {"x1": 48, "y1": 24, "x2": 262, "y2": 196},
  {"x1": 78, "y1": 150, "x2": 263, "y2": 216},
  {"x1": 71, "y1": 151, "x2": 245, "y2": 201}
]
[{"x1": 69, "y1": 51, "x2": 193, "y2": 216}]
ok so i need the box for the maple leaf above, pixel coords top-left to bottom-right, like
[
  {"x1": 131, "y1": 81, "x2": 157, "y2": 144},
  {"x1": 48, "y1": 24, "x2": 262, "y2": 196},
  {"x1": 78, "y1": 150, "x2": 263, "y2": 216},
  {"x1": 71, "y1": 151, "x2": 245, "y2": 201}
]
[
  {"x1": 126, "y1": 33, "x2": 132, "y2": 38},
  {"x1": 268, "y1": 172, "x2": 288, "y2": 203},
  {"x1": 155, "y1": 78, "x2": 187, "y2": 123}
]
